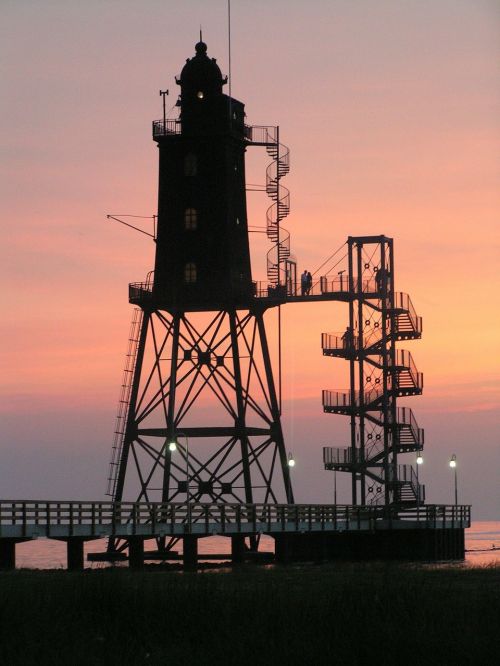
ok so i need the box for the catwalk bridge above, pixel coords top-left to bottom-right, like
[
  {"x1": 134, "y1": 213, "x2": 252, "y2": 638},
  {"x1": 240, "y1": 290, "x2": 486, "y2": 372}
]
[{"x1": 0, "y1": 501, "x2": 470, "y2": 570}]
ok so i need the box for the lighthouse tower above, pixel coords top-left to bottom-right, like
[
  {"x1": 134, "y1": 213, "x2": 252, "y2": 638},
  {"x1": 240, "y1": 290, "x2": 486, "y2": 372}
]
[
  {"x1": 153, "y1": 40, "x2": 253, "y2": 309},
  {"x1": 106, "y1": 42, "x2": 293, "y2": 529}
]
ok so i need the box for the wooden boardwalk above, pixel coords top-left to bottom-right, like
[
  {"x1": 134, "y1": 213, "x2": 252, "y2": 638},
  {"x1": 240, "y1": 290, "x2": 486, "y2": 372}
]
[
  {"x1": 0, "y1": 501, "x2": 470, "y2": 570},
  {"x1": 0, "y1": 501, "x2": 470, "y2": 538}
]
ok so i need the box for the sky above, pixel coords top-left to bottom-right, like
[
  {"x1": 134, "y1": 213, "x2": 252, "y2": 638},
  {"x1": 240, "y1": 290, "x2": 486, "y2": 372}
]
[{"x1": 2, "y1": 0, "x2": 499, "y2": 518}]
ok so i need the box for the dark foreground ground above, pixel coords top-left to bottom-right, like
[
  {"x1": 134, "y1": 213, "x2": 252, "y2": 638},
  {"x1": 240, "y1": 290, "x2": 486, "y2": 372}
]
[{"x1": 1, "y1": 562, "x2": 499, "y2": 666}]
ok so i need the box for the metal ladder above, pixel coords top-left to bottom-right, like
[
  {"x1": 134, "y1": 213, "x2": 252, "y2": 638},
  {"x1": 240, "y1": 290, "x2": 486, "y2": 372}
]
[{"x1": 106, "y1": 307, "x2": 144, "y2": 498}]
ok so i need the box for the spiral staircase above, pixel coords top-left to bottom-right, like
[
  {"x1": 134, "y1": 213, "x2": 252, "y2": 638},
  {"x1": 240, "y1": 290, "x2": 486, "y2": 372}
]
[{"x1": 265, "y1": 140, "x2": 292, "y2": 284}]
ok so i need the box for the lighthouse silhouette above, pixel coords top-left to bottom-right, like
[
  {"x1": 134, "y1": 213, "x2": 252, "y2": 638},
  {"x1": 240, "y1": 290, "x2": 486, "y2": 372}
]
[{"x1": 106, "y1": 40, "x2": 294, "y2": 550}]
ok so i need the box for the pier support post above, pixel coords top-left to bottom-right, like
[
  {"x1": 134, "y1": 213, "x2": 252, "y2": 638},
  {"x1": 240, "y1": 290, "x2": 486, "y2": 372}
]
[
  {"x1": 0, "y1": 539, "x2": 16, "y2": 570},
  {"x1": 231, "y1": 535, "x2": 246, "y2": 564},
  {"x1": 274, "y1": 534, "x2": 292, "y2": 564},
  {"x1": 128, "y1": 538, "x2": 145, "y2": 570},
  {"x1": 66, "y1": 539, "x2": 85, "y2": 571},
  {"x1": 183, "y1": 536, "x2": 198, "y2": 571}
]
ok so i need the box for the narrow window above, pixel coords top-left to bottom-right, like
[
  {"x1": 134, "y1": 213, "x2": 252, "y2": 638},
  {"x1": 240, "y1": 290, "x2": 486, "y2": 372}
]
[
  {"x1": 184, "y1": 208, "x2": 197, "y2": 230},
  {"x1": 184, "y1": 262, "x2": 197, "y2": 284},
  {"x1": 184, "y1": 153, "x2": 197, "y2": 177}
]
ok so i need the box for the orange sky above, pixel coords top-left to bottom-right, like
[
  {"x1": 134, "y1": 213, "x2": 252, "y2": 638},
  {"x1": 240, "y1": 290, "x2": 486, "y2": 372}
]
[{"x1": 2, "y1": 1, "x2": 499, "y2": 517}]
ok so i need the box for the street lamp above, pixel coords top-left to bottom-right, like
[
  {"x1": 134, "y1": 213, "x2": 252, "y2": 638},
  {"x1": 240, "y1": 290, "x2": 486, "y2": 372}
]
[
  {"x1": 449, "y1": 454, "x2": 458, "y2": 506},
  {"x1": 416, "y1": 454, "x2": 423, "y2": 505},
  {"x1": 286, "y1": 452, "x2": 295, "y2": 503},
  {"x1": 169, "y1": 433, "x2": 191, "y2": 526}
]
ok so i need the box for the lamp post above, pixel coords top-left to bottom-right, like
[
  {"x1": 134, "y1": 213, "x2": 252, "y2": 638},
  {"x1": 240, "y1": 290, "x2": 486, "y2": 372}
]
[
  {"x1": 287, "y1": 452, "x2": 295, "y2": 503},
  {"x1": 416, "y1": 454, "x2": 423, "y2": 505},
  {"x1": 449, "y1": 454, "x2": 458, "y2": 506},
  {"x1": 169, "y1": 432, "x2": 191, "y2": 527}
]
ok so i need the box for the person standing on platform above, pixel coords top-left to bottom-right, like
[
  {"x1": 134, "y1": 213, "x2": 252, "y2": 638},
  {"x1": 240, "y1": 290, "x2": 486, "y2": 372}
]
[
  {"x1": 341, "y1": 325, "x2": 354, "y2": 351},
  {"x1": 306, "y1": 271, "x2": 313, "y2": 295},
  {"x1": 375, "y1": 267, "x2": 389, "y2": 293},
  {"x1": 301, "y1": 270, "x2": 308, "y2": 296}
]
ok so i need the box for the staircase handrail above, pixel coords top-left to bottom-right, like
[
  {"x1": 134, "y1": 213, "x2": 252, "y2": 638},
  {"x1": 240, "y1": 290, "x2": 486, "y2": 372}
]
[
  {"x1": 266, "y1": 226, "x2": 291, "y2": 282},
  {"x1": 265, "y1": 138, "x2": 292, "y2": 284},
  {"x1": 393, "y1": 292, "x2": 422, "y2": 332},
  {"x1": 266, "y1": 188, "x2": 290, "y2": 238},
  {"x1": 244, "y1": 125, "x2": 278, "y2": 144},
  {"x1": 321, "y1": 330, "x2": 384, "y2": 352},
  {"x1": 397, "y1": 463, "x2": 423, "y2": 502},
  {"x1": 396, "y1": 407, "x2": 424, "y2": 445},
  {"x1": 394, "y1": 350, "x2": 423, "y2": 389},
  {"x1": 323, "y1": 446, "x2": 359, "y2": 464},
  {"x1": 322, "y1": 388, "x2": 383, "y2": 409}
]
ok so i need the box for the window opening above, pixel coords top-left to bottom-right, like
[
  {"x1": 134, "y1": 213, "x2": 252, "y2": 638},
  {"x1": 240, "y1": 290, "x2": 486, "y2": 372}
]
[
  {"x1": 184, "y1": 262, "x2": 197, "y2": 283},
  {"x1": 184, "y1": 208, "x2": 197, "y2": 230}
]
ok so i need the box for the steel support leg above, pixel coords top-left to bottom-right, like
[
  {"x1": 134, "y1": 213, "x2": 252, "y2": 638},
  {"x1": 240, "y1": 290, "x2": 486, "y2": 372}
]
[
  {"x1": 0, "y1": 539, "x2": 16, "y2": 570},
  {"x1": 231, "y1": 535, "x2": 246, "y2": 564},
  {"x1": 66, "y1": 539, "x2": 85, "y2": 571},
  {"x1": 274, "y1": 534, "x2": 292, "y2": 564},
  {"x1": 128, "y1": 538, "x2": 145, "y2": 570},
  {"x1": 183, "y1": 536, "x2": 198, "y2": 572}
]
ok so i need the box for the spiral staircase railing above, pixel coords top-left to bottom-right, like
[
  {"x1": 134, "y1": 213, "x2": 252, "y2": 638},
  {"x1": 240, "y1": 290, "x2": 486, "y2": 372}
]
[{"x1": 265, "y1": 140, "x2": 292, "y2": 284}]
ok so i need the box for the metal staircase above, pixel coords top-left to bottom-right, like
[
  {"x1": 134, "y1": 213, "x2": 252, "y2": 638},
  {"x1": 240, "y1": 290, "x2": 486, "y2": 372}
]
[
  {"x1": 393, "y1": 407, "x2": 424, "y2": 452},
  {"x1": 321, "y1": 236, "x2": 425, "y2": 507},
  {"x1": 106, "y1": 307, "x2": 144, "y2": 498},
  {"x1": 393, "y1": 293, "x2": 423, "y2": 340},
  {"x1": 265, "y1": 139, "x2": 291, "y2": 284},
  {"x1": 242, "y1": 124, "x2": 294, "y2": 286},
  {"x1": 391, "y1": 350, "x2": 423, "y2": 395},
  {"x1": 321, "y1": 292, "x2": 422, "y2": 355},
  {"x1": 394, "y1": 465, "x2": 425, "y2": 505}
]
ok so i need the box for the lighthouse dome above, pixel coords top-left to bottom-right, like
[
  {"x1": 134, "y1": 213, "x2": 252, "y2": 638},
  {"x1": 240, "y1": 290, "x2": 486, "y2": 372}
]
[{"x1": 179, "y1": 41, "x2": 226, "y2": 99}]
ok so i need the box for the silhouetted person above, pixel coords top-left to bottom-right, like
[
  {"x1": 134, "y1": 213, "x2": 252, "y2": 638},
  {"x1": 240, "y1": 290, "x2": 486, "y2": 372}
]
[
  {"x1": 301, "y1": 270, "x2": 308, "y2": 296},
  {"x1": 306, "y1": 271, "x2": 312, "y2": 295},
  {"x1": 375, "y1": 267, "x2": 389, "y2": 293},
  {"x1": 341, "y1": 325, "x2": 354, "y2": 351}
]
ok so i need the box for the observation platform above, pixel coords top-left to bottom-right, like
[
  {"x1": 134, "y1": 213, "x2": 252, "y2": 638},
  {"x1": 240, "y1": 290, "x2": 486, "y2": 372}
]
[
  {"x1": 0, "y1": 501, "x2": 470, "y2": 571},
  {"x1": 128, "y1": 276, "x2": 381, "y2": 310},
  {"x1": 152, "y1": 120, "x2": 283, "y2": 148}
]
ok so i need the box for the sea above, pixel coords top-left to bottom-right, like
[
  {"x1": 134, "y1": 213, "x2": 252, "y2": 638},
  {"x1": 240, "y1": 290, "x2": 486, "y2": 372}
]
[{"x1": 12, "y1": 520, "x2": 500, "y2": 569}]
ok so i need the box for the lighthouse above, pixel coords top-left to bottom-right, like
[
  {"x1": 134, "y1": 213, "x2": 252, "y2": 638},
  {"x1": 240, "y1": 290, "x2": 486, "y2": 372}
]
[
  {"x1": 153, "y1": 40, "x2": 253, "y2": 309},
  {"x1": 107, "y1": 42, "x2": 293, "y2": 521}
]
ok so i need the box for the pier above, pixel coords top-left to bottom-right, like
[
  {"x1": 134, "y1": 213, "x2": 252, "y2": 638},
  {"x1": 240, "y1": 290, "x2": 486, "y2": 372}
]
[{"x1": 0, "y1": 501, "x2": 470, "y2": 571}]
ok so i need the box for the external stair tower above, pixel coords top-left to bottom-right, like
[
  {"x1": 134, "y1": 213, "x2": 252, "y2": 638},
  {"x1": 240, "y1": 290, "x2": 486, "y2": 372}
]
[{"x1": 322, "y1": 236, "x2": 425, "y2": 506}]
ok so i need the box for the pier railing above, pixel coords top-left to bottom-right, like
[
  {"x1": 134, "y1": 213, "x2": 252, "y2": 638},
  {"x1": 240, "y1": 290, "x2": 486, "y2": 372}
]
[{"x1": 0, "y1": 501, "x2": 471, "y2": 539}]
